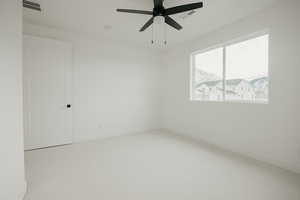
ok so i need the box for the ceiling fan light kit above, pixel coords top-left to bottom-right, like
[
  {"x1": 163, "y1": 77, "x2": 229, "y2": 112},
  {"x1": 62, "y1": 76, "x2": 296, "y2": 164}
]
[
  {"x1": 151, "y1": 16, "x2": 167, "y2": 45},
  {"x1": 117, "y1": 0, "x2": 203, "y2": 45}
]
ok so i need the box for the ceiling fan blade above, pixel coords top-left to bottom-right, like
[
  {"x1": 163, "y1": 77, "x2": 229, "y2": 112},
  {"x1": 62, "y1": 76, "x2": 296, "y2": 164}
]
[
  {"x1": 116, "y1": 9, "x2": 153, "y2": 15},
  {"x1": 140, "y1": 17, "x2": 154, "y2": 32},
  {"x1": 154, "y1": 0, "x2": 164, "y2": 7},
  {"x1": 165, "y1": 16, "x2": 182, "y2": 31},
  {"x1": 165, "y1": 2, "x2": 203, "y2": 15}
]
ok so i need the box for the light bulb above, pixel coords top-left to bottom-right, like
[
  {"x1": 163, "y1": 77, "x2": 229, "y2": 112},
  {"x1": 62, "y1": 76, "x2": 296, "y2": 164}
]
[{"x1": 154, "y1": 16, "x2": 165, "y2": 24}]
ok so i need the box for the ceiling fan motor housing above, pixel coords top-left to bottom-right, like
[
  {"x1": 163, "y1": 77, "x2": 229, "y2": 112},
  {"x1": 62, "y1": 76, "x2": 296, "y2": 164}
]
[{"x1": 153, "y1": 6, "x2": 166, "y2": 16}]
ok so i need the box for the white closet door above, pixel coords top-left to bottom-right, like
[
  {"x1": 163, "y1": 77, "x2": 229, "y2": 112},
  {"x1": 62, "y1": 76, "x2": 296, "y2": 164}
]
[{"x1": 23, "y1": 35, "x2": 72, "y2": 150}]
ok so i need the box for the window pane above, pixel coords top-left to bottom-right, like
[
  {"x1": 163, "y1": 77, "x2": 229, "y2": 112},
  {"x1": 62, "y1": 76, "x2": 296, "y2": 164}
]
[
  {"x1": 192, "y1": 48, "x2": 223, "y2": 101},
  {"x1": 225, "y1": 35, "x2": 269, "y2": 102}
]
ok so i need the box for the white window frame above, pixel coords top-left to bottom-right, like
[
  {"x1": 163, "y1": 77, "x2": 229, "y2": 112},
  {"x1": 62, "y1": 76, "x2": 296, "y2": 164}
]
[{"x1": 190, "y1": 30, "x2": 269, "y2": 104}]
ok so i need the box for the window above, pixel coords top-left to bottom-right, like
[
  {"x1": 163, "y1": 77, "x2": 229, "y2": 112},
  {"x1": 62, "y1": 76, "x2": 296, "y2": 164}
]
[{"x1": 191, "y1": 34, "x2": 269, "y2": 103}]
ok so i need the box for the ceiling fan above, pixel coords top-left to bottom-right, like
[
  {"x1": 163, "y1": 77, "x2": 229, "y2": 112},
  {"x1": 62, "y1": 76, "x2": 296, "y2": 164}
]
[{"x1": 117, "y1": 0, "x2": 203, "y2": 32}]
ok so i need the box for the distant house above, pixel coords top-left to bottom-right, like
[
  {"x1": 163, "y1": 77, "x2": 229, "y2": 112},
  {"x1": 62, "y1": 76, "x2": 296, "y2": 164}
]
[
  {"x1": 250, "y1": 77, "x2": 268, "y2": 100},
  {"x1": 195, "y1": 78, "x2": 263, "y2": 101},
  {"x1": 226, "y1": 79, "x2": 255, "y2": 101},
  {"x1": 195, "y1": 80, "x2": 223, "y2": 101}
]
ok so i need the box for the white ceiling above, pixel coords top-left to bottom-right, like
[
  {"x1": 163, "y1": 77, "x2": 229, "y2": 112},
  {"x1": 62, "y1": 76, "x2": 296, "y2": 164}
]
[{"x1": 23, "y1": 0, "x2": 279, "y2": 47}]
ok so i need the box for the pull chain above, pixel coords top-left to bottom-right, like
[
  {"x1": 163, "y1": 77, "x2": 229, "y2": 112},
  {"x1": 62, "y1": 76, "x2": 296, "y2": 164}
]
[
  {"x1": 151, "y1": 23, "x2": 154, "y2": 44},
  {"x1": 150, "y1": 18, "x2": 168, "y2": 45},
  {"x1": 164, "y1": 22, "x2": 167, "y2": 45}
]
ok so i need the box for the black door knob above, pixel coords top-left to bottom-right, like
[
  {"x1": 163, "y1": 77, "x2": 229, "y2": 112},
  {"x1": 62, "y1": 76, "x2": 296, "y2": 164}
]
[{"x1": 67, "y1": 104, "x2": 71, "y2": 108}]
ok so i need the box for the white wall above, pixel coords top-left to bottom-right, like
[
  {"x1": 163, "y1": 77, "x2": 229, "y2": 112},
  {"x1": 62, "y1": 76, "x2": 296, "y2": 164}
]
[
  {"x1": 23, "y1": 23, "x2": 163, "y2": 143},
  {"x1": 0, "y1": 0, "x2": 26, "y2": 199},
  {"x1": 162, "y1": 0, "x2": 300, "y2": 173}
]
